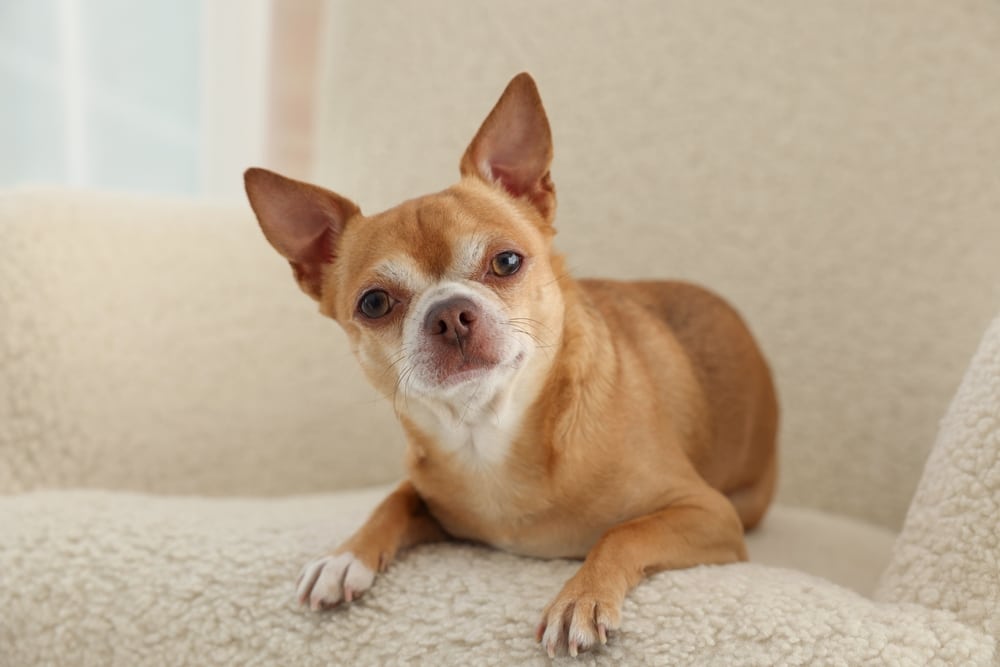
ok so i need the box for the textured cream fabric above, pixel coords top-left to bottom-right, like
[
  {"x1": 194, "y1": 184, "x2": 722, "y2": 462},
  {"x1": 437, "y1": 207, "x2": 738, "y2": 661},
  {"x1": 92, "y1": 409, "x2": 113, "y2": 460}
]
[
  {"x1": 876, "y1": 314, "x2": 1000, "y2": 639},
  {"x1": 0, "y1": 189, "x2": 403, "y2": 496},
  {"x1": 0, "y1": 492, "x2": 984, "y2": 666},
  {"x1": 6, "y1": 308, "x2": 1000, "y2": 665},
  {"x1": 2, "y1": 195, "x2": 998, "y2": 663},
  {"x1": 315, "y1": 0, "x2": 1000, "y2": 529}
]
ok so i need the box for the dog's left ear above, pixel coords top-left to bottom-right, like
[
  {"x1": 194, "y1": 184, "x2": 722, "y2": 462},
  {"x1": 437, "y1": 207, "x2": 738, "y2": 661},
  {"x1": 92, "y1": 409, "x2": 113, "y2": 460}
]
[{"x1": 460, "y1": 72, "x2": 556, "y2": 223}]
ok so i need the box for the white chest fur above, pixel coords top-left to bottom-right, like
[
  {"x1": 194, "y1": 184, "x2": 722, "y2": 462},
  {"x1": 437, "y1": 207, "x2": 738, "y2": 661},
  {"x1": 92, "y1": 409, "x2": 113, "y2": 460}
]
[{"x1": 407, "y1": 384, "x2": 523, "y2": 468}]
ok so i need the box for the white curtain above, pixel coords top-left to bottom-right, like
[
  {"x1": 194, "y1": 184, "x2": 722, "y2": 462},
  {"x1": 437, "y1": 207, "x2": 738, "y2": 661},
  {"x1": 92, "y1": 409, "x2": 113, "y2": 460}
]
[{"x1": 0, "y1": 0, "x2": 321, "y2": 200}]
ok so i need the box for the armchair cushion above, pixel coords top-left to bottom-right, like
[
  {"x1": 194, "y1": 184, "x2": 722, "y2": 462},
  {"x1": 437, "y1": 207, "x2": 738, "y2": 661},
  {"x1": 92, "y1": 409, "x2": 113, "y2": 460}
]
[{"x1": 3, "y1": 492, "x2": 983, "y2": 666}]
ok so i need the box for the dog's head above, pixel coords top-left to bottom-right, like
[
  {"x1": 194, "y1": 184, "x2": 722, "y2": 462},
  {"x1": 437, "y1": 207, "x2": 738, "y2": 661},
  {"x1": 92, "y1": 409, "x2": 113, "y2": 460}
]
[{"x1": 245, "y1": 74, "x2": 565, "y2": 417}]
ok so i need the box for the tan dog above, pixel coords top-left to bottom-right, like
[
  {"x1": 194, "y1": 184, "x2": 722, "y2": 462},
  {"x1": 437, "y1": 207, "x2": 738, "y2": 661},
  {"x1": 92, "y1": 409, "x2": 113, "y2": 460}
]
[{"x1": 244, "y1": 73, "x2": 778, "y2": 657}]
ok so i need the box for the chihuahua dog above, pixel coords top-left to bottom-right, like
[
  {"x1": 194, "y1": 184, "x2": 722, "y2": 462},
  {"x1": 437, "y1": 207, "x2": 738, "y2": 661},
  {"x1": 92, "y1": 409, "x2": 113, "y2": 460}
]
[{"x1": 244, "y1": 73, "x2": 778, "y2": 657}]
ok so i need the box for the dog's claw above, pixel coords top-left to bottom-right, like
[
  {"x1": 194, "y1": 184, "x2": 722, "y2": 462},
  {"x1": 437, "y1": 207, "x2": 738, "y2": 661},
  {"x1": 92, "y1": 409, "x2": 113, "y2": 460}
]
[
  {"x1": 538, "y1": 581, "x2": 623, "y2": 657},
  {"x1": 296, "y1": 557, "x2": 328, "y2": 606}
]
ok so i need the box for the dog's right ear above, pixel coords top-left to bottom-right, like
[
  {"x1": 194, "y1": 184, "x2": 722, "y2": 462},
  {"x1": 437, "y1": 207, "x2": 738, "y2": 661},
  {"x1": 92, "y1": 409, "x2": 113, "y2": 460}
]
[{"x1": 244, "y1": 168, "x2": 359, "y2": 301}]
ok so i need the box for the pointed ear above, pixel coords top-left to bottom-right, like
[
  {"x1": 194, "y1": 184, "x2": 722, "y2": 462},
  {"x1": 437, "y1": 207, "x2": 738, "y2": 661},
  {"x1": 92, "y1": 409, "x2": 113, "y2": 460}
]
[
  {"x1": 460, "y1": 72, "x2": 556, "y2": 222},
  {"x1": 243, "y1": 168, "x2": 359, "y2": 301}
]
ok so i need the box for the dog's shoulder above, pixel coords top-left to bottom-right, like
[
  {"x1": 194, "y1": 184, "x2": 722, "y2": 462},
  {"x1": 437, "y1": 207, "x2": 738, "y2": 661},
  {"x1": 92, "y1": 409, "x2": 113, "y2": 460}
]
[{"x1": 578, "y1": 278, "x2": 741, "y2": 332}]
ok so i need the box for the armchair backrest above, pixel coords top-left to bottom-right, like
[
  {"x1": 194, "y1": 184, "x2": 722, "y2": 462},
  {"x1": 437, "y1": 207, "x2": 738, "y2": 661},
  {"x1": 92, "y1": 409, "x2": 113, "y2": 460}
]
[{"x1": 312, "y1": 0, "x2": 1000, "y2": 529}]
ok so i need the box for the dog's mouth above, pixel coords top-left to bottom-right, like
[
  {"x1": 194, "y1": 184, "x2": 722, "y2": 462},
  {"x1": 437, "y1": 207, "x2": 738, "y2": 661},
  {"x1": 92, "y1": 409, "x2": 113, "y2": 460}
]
[{"x1": 432, "y1": 350, "x2": 526, "y2": 388}]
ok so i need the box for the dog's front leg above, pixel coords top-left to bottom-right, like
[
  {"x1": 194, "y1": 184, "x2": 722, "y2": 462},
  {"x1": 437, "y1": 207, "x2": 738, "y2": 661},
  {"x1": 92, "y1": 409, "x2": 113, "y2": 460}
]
[
  {"x1": 297, "y1": 480, "x2": 447, "y2": 610},
  {"x1": 537, "y1": 487, "x2": 746, "y2": 657}
]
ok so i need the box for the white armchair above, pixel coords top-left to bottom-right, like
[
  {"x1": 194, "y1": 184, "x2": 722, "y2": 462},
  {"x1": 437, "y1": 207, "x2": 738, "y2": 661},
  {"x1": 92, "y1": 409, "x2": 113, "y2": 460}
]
[
  {"x1": 3, "y1": 1, "x2": 1000, "y2": 663},
  {"x1": 0, "y1": 189, "x2": 996, "y2": 664}
]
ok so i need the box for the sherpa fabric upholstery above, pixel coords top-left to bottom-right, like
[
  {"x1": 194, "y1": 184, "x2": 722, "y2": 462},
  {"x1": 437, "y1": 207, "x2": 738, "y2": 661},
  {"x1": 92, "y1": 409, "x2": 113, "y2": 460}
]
[
  {"x1": 4, "y1": 306, "x2": 1000, "y2": 665},
  {"x1": 0, "y1": 189, "x2": 403, "y2": 496},
  {"x1": 0, "y1": 179, "x2": 997, "y2": 662},
  {"x1": 0, "y1": 500, "x2": 990, "y2": 666},
  {"x1": 875, "y1": 314, "x2": 1000, "y2": 641}
]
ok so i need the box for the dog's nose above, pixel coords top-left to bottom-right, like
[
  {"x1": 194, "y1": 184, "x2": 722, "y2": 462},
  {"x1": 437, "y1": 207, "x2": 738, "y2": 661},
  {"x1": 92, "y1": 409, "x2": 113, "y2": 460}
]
[{"x1": 423, "y1": 297, "x2": 479, "y2": 339}]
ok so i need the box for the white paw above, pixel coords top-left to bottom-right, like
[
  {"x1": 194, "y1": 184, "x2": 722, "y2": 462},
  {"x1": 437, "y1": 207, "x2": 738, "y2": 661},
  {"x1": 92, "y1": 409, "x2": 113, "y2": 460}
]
[
  {"x1": 536, "y1": 581, "x2": 621, "y2": 658},
  {"x1": 295, "y1": 552, "x2": 375, "y2": 611}
]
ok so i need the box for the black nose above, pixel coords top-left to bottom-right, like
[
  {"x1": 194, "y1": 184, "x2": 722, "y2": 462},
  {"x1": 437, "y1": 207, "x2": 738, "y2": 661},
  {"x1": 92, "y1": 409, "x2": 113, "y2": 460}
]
[{"x1": 423, "y1": 297, "x2": 479, "y2": 339}]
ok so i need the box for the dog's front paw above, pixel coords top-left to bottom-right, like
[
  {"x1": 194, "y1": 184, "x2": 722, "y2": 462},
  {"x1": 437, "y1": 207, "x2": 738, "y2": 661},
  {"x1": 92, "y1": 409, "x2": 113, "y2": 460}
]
[
  {"x1": 296, "y1": 552, "x2": 375, "y2": 611},
  {"x1": 536, "y1": 576, "x2": 624, "y2": 658}
]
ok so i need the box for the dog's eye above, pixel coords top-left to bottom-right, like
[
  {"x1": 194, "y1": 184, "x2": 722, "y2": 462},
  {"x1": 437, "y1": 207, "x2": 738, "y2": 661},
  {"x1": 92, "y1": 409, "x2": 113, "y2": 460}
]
[
  {"x1": 490, "y1": 251, "x2": 522, "y2": 277},
  {"x1": 359, "y1": 290, "x2": 392, "y2": 318}
]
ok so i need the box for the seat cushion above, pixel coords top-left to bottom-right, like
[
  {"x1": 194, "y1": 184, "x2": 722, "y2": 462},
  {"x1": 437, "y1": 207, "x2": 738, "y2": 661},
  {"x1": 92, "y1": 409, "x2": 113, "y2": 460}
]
[
  {"x1": 1, "y1": 488, "x2": 989, "y2": 666},
  {"x1": 746, "y1": 504, "x2": 897, "y2": 596}
]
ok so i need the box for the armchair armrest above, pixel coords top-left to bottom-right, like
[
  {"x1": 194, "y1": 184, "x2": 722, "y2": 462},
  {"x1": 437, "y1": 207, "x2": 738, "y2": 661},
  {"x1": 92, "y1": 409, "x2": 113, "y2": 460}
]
[{"x1": 0, "y1": 188, "x2": 403, "y2": 495}]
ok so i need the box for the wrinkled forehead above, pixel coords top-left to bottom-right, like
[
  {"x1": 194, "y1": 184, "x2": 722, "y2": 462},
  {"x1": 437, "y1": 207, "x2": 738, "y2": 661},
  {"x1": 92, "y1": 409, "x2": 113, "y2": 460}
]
[{"x1": 337, "y1": 182, "x2": 545, "y2": 295}]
